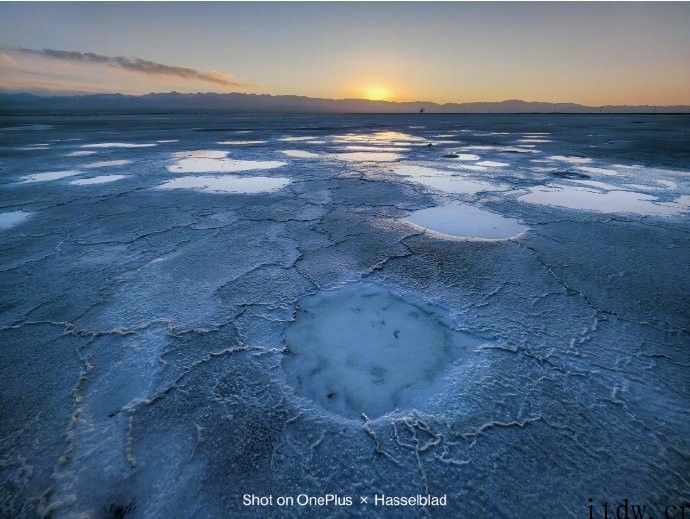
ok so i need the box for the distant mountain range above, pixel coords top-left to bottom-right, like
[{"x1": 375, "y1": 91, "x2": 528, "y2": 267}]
[{"x1": 1, "y1": 92, "x2": 688, "y2": 114}]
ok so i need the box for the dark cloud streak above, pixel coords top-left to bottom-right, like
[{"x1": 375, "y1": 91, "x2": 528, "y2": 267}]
[{"x1": 9, "y1": 47, "x2": 258, "y2": 88}]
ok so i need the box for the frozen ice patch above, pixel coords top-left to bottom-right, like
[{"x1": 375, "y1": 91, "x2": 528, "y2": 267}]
[
  {"x1": 168, "y1": 150, "x2": 286, "y2": 173},
  {"x1": 280, "y1": 150, "x2": 320, "y2": 158},
  {"x1": 70, "y1": 175, "x2": 127, "y2": 185},
  {"x1": 518, "y1": 186, "x2": 690, "y2": 216},
  {"x1": 0, "y1": 210, "x2": 32, "y2": 230},
  {"x1": 283, "y1": 283, "x2": 481, "y2": 418},
  {"x1": 156, "y1": 175, "x2": 290, "y2": 194},
  {"x1": 334, "y1": 152, "x2": 402, "y2": 162},
  {"x1": 83, "y1": 160, "x2": 131, "y2": 169},
  {"x1": 548, "y1": 155, "x2": 592, "y2": 164},
  {"x1": 65, "y1": 151, "x2": 97, "y2": 157},
  {"x1": 332, "y1": 131, "x2": 427, "y2": 145},
  {"x1": 405, "y1": 203, "x2": 526, "y2": 241},
  {"x1": 393, "y1": 165, "x2": 508, "y2": 195},
  {"x1": 21, "y1": 170, "x2": 82, "y2": 183}
]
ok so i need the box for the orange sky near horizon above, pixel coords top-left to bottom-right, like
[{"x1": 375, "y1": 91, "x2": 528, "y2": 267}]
[{"x1": 1, "y1": 3, "x2": 689, "y2": 106}]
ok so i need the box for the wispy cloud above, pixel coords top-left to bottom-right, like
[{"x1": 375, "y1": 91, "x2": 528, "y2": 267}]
[{"x1": 7, "y1": 47, "x2": 259, "y2": 88}]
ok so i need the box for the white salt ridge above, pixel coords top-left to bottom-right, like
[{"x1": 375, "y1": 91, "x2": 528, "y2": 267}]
[
  {"x1": 81, "y1": 142, "x2": 156, "y2": 148},
  {"x1": 393, "y1": 165, "x2": 508, "y2": 195},
  {"x1": 65, "y1": 151, "x2": 97, "y2": 157},
  {"x1": 168, "y1": 151, "x2": 286, "y2": 173},
  {"x1": 463, "y1": 145, "x2": 539, "y2": 154},
  {"x1": 342, "y1": 145, "x2": 410, "y2": 152},
  {"x1": 623, "y1": 183, "x2": 661, "y2": 192},
  {"x1": 449, "y1": 164, "x2": 488, "y2": 172},
  {"x1": 657, "y1": 179, "x2": 677, "y2": 189},
  {"x1": 70, "y1": 175, "x2": 127, "y2": 185},
  {"x1": 334, "y1": 152, "x2": 402, "y2": 162},
  {"x1": 405, "y1": 203, "x2": 527, "y2": 240},
  {"x1": 217, "y1": 140, "x2": 266, "y2": 145},
  {"x1": 568, "y1": 179, "x2": 622, "y2": 191},
  {"x1": 83, "y1": 160, "x2": 131, "y2": 169},
  {"x1": 519, "y1": 186, "x2": 690, "y2": 216},
  {"x1": 280, "y1": 150, "x2": 320, "y2": 158},
  {"x1": 278, "y1": 136, "x2": 313, "y2": 142},
  {"x1": 156, "y1": 175, "x2": 290, "y2": 194},
  {"x1": 21, "y1": 170, "x2": 82, "y2": 183},
  {"x1": 476, "y1": 161, "x2": 509, "y2": 167},
  {"x1": 283, "y1": 283, "x2": 481, "y2": 418},
  {"x1": 548, "y1": 155, "x2": 592, "y2": 164},
  {"x1": 576, "y1": 166, "x2": 618, "y2": 176},
  {"x1": 0, "y1": 210, "x2": 33, "y2": 230}
]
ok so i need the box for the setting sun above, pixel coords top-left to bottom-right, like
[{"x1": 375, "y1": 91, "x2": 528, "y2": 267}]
[{"x1": 364, "y1": 86, "x2": 391, "y2": 101}]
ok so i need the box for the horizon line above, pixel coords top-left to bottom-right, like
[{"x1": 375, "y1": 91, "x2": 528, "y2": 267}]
[{"x1": 2, "y1": 90, "x2": 689, "y2": 109}]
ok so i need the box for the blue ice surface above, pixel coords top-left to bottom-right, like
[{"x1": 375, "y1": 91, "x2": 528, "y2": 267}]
[{"x1": 1, "y1": 113, "x2": 689, "y2": 518}]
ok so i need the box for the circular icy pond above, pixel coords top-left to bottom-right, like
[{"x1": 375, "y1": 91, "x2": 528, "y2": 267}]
[
  {"x1": 404, "y1": 203, "x2": 527, "y2": 240},
  {"x1": 283, "y1": 283, "x2": 479, "y2": 419}
]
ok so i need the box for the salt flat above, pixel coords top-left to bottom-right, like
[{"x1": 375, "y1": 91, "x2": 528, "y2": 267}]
[{"x1": 1, "y1": 113, "x2": 688, "y2": 519}]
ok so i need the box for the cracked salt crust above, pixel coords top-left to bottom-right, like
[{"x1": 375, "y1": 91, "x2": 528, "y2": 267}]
[{"x1": 156, "y1": 175, "x2": 290, "y2": 193}]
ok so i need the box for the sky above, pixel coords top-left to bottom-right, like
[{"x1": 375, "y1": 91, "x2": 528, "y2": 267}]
[{"x1": 0, "y1": 2, "x2": 689, "y2": 106}]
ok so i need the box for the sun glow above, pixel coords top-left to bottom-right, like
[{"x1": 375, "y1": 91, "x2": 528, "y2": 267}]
[{"x1": 364, "y1": 86, "x2": 391, "y2": 101}]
